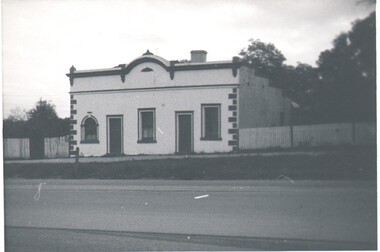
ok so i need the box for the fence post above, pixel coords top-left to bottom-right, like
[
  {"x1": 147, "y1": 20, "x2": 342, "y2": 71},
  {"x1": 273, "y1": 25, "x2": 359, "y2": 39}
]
[
  {"x1": 75, "y1": 147, "x2": 80, "y2": 177},
  {"x1": 290, "y1": 125, "x2": 294, "y2": 149},
  {"x1": 289, "y1": 105, "x2": 294, "y2": 149}
]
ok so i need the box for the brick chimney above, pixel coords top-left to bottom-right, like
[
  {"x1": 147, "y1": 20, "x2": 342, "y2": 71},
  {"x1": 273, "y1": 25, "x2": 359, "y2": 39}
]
[{"x1": 190, "y1": 50, "x2": 207, "y2": 63}]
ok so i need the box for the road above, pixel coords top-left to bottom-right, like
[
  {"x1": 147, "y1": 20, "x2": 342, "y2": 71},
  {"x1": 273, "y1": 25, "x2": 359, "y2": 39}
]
[{"x1": 4, "y1": 179, "x2": 377, "y2": 251}]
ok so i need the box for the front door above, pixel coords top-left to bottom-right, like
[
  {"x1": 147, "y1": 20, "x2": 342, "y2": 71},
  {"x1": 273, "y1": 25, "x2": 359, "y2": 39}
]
[
  {"x1": 176, "y1": 112, "x2": 193, "y2": 154},
  {"x1": 108, "y1": 116, "x2": 123, "y2": 155}
]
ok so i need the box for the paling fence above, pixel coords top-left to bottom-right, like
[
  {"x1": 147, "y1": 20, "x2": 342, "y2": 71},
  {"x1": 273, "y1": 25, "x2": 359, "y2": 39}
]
[
  {"x1": 3, "y1": 138, "x2": 30, "y2": 159},
  {"x1": 4, "y1": 136, "x2": 69, "y2": 159},
  {"x1": 44, "y1": 136, "x2": 70, "y2": 158},
  {"x1": 3, "y1": 123, "x2": 376, "y2": 159},
  {"x1": 239, "y1": 122, "x2": 376, "y2": 150}
]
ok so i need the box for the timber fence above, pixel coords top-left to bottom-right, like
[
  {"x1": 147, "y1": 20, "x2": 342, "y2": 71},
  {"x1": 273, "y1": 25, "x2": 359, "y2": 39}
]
[
  {"x1": 4, "y1": 136, "x2": 69, "y2": 160},
  {"x1": 3, "y1": 123, "x2": 376, "y2": 159},
  {"x1": 3, "y1": 138, "x2": 30, "y2": 159},
  {"x1": 239, "y1": 122, "x2": 376, "y2": 150}
]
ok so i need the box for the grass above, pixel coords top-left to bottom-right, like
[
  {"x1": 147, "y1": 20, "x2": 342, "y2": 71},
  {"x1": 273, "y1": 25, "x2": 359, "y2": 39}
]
[{"x1": 4, "y1": 148, "x2": 376, "y2": 180}]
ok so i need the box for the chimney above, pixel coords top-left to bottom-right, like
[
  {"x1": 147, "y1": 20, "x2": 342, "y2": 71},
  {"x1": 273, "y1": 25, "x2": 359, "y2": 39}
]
[{"x1": 190, "y1": 50, "x2": 207, "y2": 62}]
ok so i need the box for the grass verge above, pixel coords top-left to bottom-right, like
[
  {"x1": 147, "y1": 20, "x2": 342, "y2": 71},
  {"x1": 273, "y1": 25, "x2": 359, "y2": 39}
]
[{"x1": 4, "y1": 148, "x2": 376, "y2": 180}]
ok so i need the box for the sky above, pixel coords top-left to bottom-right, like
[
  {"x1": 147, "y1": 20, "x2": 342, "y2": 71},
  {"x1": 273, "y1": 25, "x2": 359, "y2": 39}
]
[{"x1": 2, "y1": 0, "x2": 376, "y2": 118}]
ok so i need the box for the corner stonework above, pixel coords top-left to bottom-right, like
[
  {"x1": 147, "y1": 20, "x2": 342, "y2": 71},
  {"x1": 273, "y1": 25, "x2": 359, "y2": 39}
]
[
  {"x1": 69, "y1": 94, "x2": 78, "y2": 156},
  {"x1": 228, "y1": 87, "x2": 239, "y2": 151}
]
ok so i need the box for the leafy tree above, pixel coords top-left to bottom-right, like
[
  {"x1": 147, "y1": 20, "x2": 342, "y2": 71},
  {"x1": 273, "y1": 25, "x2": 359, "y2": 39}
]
[
  {"x1": 3, "y1": 99, "x2": 70, "y2": 138},
  {"x1": 3, "y1": 119, "x2": 29, "y2": 138},
  {"x1": 26, "y1": 99, "x2": 59, "y2": 137},
  {"x1": 239, "y1": 12, "x2": 376, "y2": 124},
  {"x1": 316, "y1": 12, "x2": 376, "y2": 122},
  {"x1": 281, "y1": 63, "x2": 321, "y2": 124},
  {"x1": 239, "y1": 38, "x2": 286, "y2": 87},
  {"x1": 239, "y1": 38, "x2": 321, "y2": 124}
]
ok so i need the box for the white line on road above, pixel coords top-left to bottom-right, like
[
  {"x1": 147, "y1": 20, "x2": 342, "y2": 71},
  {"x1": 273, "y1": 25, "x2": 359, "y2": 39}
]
[
  {"x1": 34, "y1": 183, "x2": 46, "y2": 201},
  {"x1": 277, "y1": 175, "x2": 295, "y2": 184},
  {"x1": 194, "y1": 194, "x2": 209, "y2": 199}
]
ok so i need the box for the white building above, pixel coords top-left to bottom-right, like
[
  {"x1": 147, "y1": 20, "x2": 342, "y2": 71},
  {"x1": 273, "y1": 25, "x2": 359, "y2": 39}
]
[{"x1": 67, "y1": 50, "x2": 291, "y2": 156}]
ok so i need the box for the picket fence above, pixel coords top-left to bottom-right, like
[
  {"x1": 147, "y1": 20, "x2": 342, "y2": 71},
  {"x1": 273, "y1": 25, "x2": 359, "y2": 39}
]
[
  {"x1": 4, "y1": 136, "x2": 69, "y2": 159},
  {"x1": 239, "y1": 122, "x2": 376, "y2": 150}
]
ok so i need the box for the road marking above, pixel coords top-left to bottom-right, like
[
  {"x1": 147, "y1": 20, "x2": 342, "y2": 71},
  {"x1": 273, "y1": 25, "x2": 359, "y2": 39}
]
[
  {"x1": 33, "y1": 183, "x2": 46, "y2": 201},
  {"x1": 277, "y1": 175, "x2": 294, "y2": 184},
  {"x1": 194, "y1": 194, "x2": 209, "y2": 199}
]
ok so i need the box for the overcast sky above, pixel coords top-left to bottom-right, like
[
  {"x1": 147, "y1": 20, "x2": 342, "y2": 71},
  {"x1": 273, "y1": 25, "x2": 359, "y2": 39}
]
[{"x1": 2, "y1": 0, "x2": 375, "y2": 118}]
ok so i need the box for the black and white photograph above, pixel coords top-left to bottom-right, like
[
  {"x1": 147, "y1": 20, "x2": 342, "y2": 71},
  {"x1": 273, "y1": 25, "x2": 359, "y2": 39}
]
[{"x1": 2, "y1": 0, "x2": 377, "y2": 251}]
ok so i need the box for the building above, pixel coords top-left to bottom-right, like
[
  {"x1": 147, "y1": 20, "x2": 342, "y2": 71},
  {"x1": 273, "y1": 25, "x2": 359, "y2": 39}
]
[{"x1": 66, "y1": 50, "x2": 291, "y2": 156}]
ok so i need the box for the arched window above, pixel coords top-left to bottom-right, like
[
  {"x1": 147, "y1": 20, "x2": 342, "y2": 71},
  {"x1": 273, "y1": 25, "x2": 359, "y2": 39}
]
[{"x1": 81, "y1": 116, "x2": 99, "y2": 143}]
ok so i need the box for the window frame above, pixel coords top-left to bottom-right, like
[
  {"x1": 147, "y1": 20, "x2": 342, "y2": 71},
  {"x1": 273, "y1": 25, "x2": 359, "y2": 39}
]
[
  {"x1": 201, "y1": 104, "x2": 222, "y2": 141},
  {"x1": 138, "y1": 108, "x2": 157, "y2": 143},
  {"x1": 80, "y1": 115, "x2": 99, "y2": 144}
]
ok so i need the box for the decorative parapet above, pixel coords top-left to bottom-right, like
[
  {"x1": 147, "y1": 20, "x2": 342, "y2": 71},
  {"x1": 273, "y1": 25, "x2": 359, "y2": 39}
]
[{"x1": 66, "y1": 53, "x2": 242, "y2": 85}]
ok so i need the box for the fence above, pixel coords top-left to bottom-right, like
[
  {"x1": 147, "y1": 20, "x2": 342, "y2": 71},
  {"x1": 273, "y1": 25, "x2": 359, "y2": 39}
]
[
  {"x1": 3, "y1": 138, "x2": 30, "y2": 159},
  {"x1": 44, "y1": 136, "x2": 70, "y2": 158},
  {"x1": 239, "y1": 122, "x2": 376, "y2": 150},
  {"x1": 4, "y1": 136, "x2": 69, "y2": 160}
]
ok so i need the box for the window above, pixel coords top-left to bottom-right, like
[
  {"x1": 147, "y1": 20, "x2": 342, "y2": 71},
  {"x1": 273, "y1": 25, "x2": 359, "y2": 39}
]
[
  {"x1": 81, "y1": 116, "x2": 99, "y2": 143},
  {"x1": 138, "y1": 109, "x2": 156, "y2": 143},
  {"x1": 201, "y1": 104, "x2": 221, "y2": 140}
]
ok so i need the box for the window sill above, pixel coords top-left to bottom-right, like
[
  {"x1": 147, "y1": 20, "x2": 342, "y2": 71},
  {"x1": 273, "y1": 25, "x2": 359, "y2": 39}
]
[
  {"x1": 80, "y1": 140, "x2": 99, "y2": 144},
  {"x1": 200, "y1": 137, "x2": 222, "y2": 141},
  {"x1": 137, "y1": 139, "x2": 157, "y2": 144}
]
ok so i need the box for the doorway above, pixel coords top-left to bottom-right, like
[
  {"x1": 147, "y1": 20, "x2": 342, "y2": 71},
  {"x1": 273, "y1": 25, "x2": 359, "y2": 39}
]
[
  {"x1": 176, "y1": 112, "x2": 193, "y2": 154},
  {"x1": 107, "y1": 115, "x2": 123, "y2": 155}
]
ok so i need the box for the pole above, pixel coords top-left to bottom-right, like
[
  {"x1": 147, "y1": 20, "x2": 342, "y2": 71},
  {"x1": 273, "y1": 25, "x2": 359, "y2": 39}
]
[
  {"x1": 290, "y1": 106, "x2": 294, "y2": 149},
  {"x1": 352, "y1": 121, "x2": 356, "y2": 145},
  {"x1": 75, "y1": 147, "x2": 79, "y2": 177}
]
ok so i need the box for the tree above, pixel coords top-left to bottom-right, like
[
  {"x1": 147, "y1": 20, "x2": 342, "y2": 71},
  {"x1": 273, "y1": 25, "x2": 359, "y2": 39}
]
[
  {"x1": 281, "y1": 63, "x2": 321, "y2": 124},
  {"x1": 239, "y1": 38, "x2": 286, "y2": 87},
  {"x1": 27, "y1": 98, "x2": 71, "y2": 138},
  {"x1": 239, "y1": 12, "x2": 375, "y2": 124},
  {"x1": 316, "y1": 12, "x2": 376, "y2": 122},
  {"x1": 7, "y1": 107, "x2": 27, "y2": 122},
  {"x1": 3, "y1": 99, "x2": 70, "y2": 138},
  {"x1": 239, "y1": 38, "x2": 322, "y2": 124}
]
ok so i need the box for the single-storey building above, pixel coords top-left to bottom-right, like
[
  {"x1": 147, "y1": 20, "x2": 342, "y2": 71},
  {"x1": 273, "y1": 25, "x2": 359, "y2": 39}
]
[{"x1": 66, "y1": 50, "x2": 291, "y2": 156}]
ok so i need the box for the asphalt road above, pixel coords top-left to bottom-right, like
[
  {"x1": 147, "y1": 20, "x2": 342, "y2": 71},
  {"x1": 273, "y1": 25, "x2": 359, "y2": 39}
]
[{"x1": 4, "y1": 179, "x2": 377, "y2": 251}]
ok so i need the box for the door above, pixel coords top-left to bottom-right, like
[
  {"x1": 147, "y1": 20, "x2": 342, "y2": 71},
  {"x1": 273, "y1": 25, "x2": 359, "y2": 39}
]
[
  {"x1": 108, "y1": 116, "x2": 123, "y2": 155},
  {"x1": 176, "y1": 112, "x2": 193, "y2": 154}
]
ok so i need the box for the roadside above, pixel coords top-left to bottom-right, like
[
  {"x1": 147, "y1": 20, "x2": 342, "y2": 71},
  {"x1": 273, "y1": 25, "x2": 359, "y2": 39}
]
[
  {"x1": 4, "y1": 147, "x2": 376, "y2": 180},
  {"x1": 4, "y1": 148, "x2": 338, "y2": 164}
]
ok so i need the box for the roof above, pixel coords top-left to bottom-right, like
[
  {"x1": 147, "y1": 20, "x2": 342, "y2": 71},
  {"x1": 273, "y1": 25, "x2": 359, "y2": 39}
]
[{"x1": 66, "y1": 51, "x2": 241, "y2": 85}]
